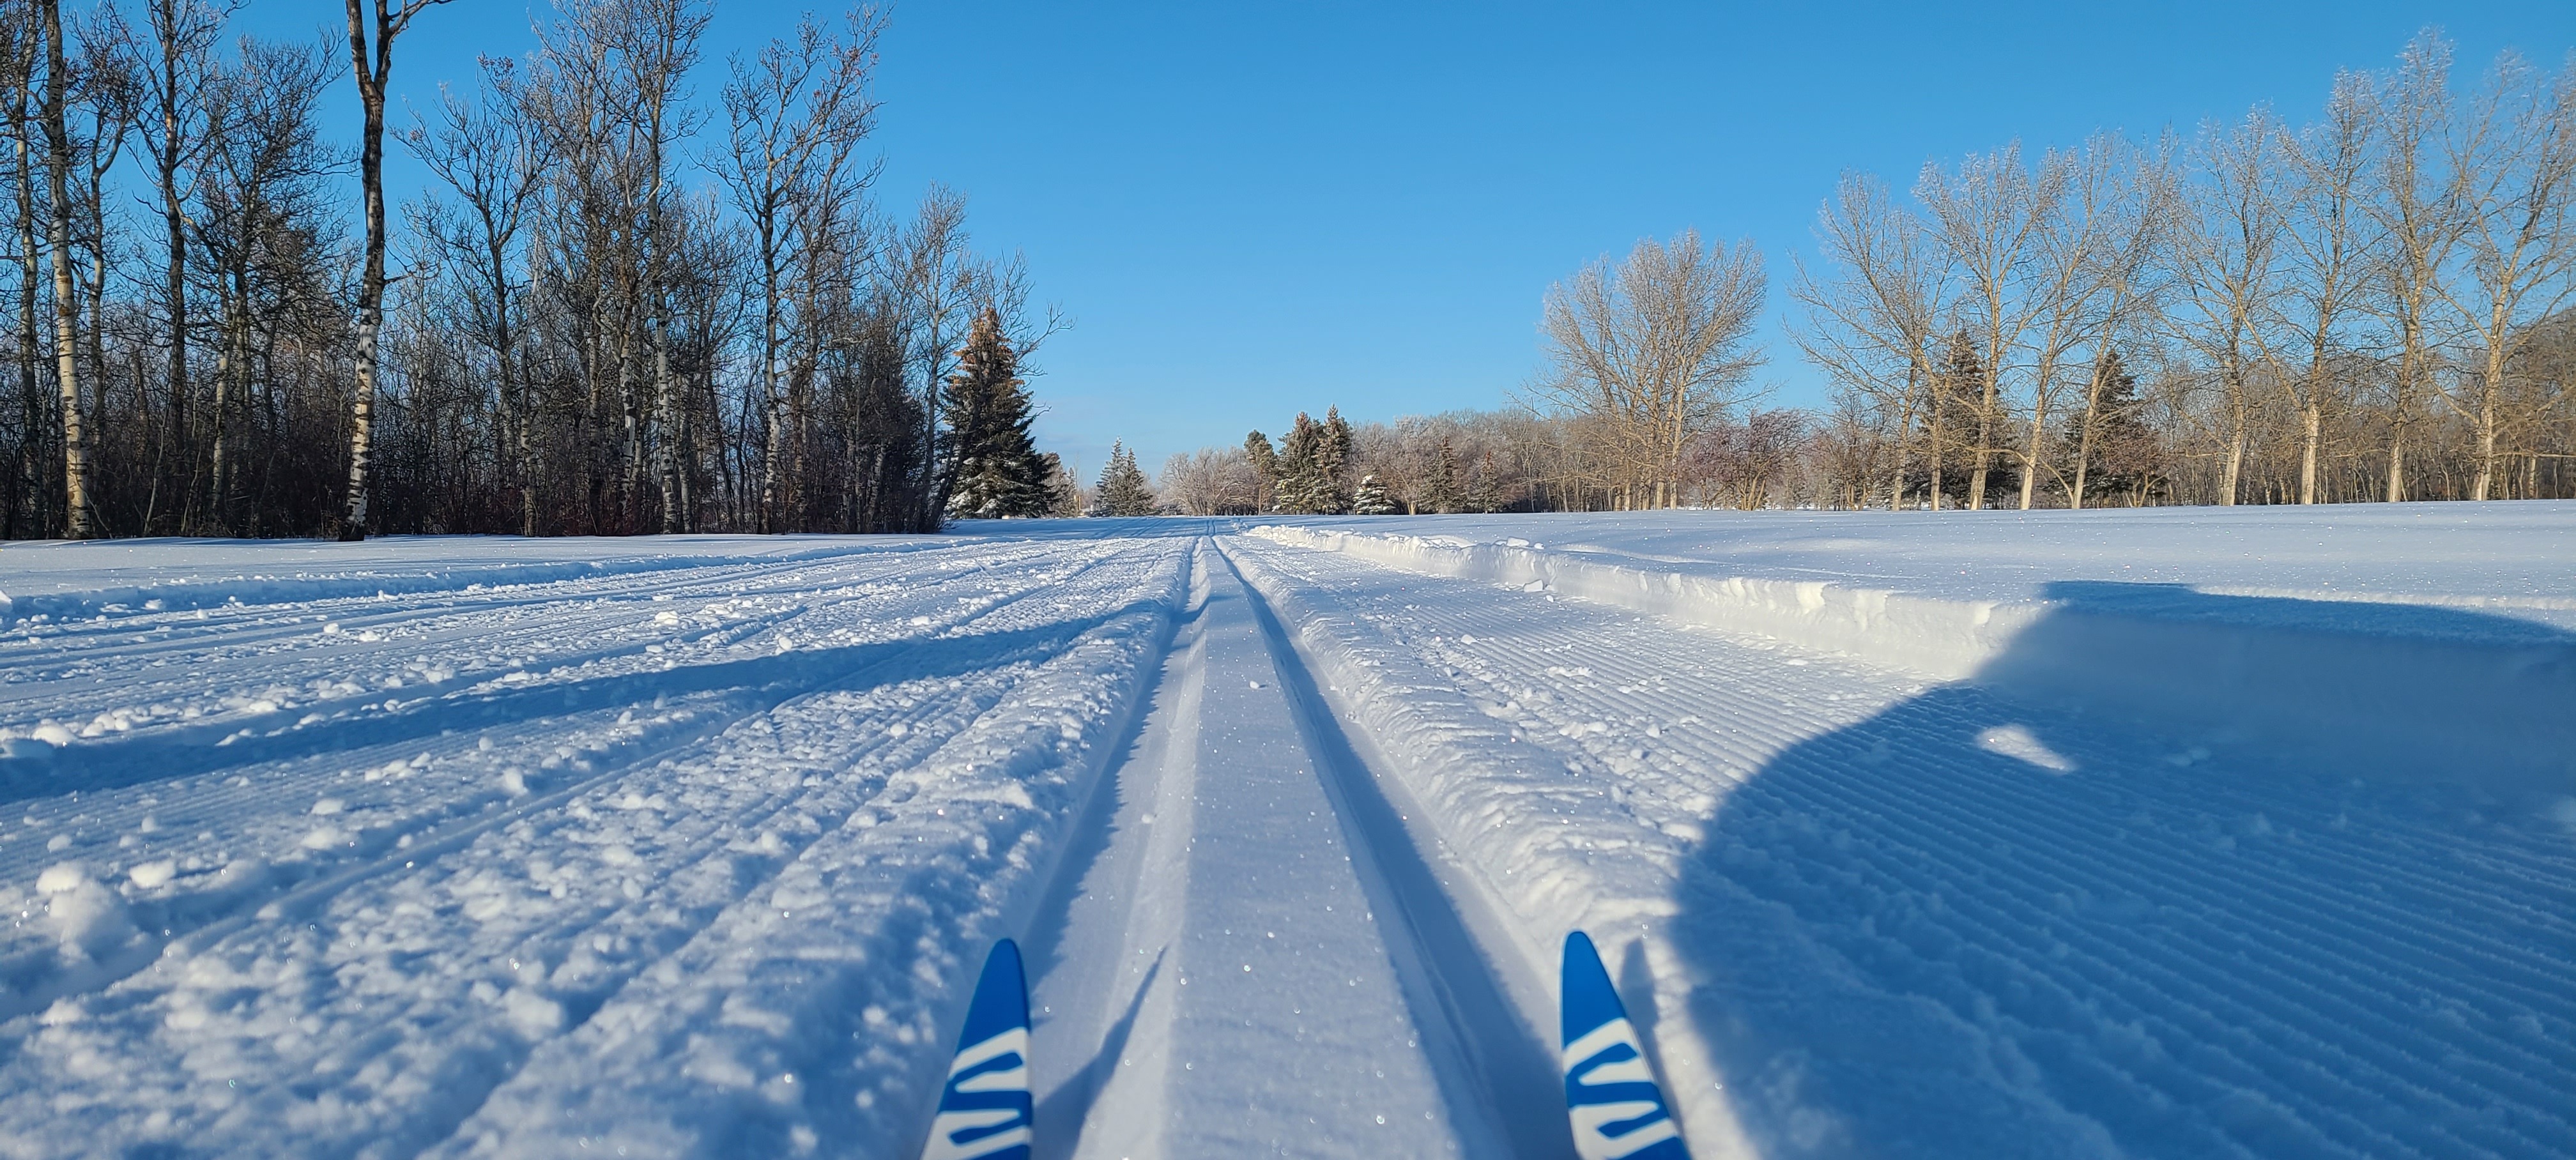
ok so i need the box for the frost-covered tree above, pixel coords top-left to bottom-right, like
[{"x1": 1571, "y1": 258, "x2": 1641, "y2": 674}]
[
  {"x1": 943, "y1": 305, "x2": 1055, "y2": 519},
  {"x1": 1320, "y1": 405, "x2": 1353, "y2": 492},
  {"x1": 1243, "y1": 431, "x2": 1280, "y2": 511},
  {"x1": 1351, "y1": 473, "x2": 1395, "y2": 514},
  {"x1": 1093, "y1": 440, "x2": 1156, "y2": 515},
  {"x1": 1420, "y1": 439, "x2": 1459, "y2": 514},
  {"x1": 1273, "y1": 411, "x2": 1347, "y2": 514}
]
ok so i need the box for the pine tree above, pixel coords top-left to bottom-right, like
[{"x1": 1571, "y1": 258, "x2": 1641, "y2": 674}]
[
  {"x1": 1321, "y1": 406, "x2": 1354, "y2": 498},
  {"x1": 1466, "y1": 451, "x2": 1502, "y2": 513},
  {"x1": 1351, "y1": 473, "x2": 1396, "y2": 515},
  {"x1": 1915, "y1": 330, "x2": 1987, "y2": 509},
  {"x1": 1422, "y1": 440, "x2": 1459, "y2": 514},
  {"x1": 942, "y1": 306, "x2": 1055, "y2": 519},
  {"x1": 1243, "y1": 431, "x2": 1280, "y2": 511},
  {"x1": 1274, "y1": 412, "x2": 1342, "y2": 514},
  {"x1": 1045, "y1": 455, "x2": 1085, "y2": 517},
  {"x1": 2062, "y1": 347, "x2": 2162, "y2": 505},
  {"x1": 1094, "y1": 441, "x2": 1158, "y2": 516}
]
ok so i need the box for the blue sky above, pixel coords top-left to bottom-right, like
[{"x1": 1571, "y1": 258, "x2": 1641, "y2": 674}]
[{"x1": 245, "y1": 1, "x2": 2576, "y2": 480}]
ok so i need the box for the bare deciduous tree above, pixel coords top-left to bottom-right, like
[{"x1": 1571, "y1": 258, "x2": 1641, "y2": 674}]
[
  {"x1": 1793, "y1": 171, "x2": 1951, "y2": 510},
  {"x1": 2277, "y1": 72, "x2": 2375, "y2": 505},
  {"x1": 1917, "y1": 142, "x2": 2063, "y2": 510},
  {"x1": 404, "y1": 56, "x2": 548, "y2": 533},
  {"x1": 2437, "y1": 50, "x2": 2576, "y2": 500},
  {"x1": 717, "y1": 7, "x2": 880, "y2": 531},
  {"x1": 338, "y1": 0, "x2": 453, "y2": 539},
  {"x1": 1536, "y1": 229, "x2": 1765, "y2": 509},
  {"x1": 35, "y1": 0, "x2": 94, "y2": 536},
  {"x1": 2171, "y1": 109, "x2": 2287, "y2": 506}
]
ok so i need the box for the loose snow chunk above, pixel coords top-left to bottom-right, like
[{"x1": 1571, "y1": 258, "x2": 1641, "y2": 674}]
[
  {"x1": 38, "y1": 863, "x2": 137, "y2": 956},
  {"x1": 505, "y1": 988, "x2": 566, "y2": 1037},
  {"x1": 1977, "y1": 724, "x2": 2076, "y2": 774},
  {"x1": 31, "y1": 722, "x2": 75, "y2": 747},
  {"x1": 36, "y1": 862, "x2": 88, "y2": 894},
  {"x1": 654, "y1": 611, "x2": 681, "y2": 627},
  {"x1": 128, "y1": 860, "x2": 177, "y2": 889},
  {"x1": 300, "y1": 825, "x2": 346, "y2": 850},
  {"x1": 310, "y1": 797, "x2": 346, "y2": 816}
]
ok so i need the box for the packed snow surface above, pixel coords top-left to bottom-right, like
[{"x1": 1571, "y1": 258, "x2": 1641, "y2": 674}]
[{"x1": 0, "y1": 505, "x2": 2569, "y2": 1158}]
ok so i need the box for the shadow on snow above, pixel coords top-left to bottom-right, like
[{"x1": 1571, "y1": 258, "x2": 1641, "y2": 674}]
[{"x1": 1673, "y1": 583, "x2": 2576, "y2": 1159}]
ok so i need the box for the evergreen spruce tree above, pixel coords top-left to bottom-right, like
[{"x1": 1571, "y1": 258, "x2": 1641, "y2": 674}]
[
  {"x1": 1244, "y1": 431, "x2": 1280, "y2": 511},
  {"x1": 1351, "y1": 473, "x2": 1397, "y2": 515},
  {"x1": 1466, "y1": 451, "x2": 1502, "y2": 513},
  {"x1": 1422, "y1": 440, "x2": 1460, "y2": 514},
  {"x1": 1919, "y1": 330, "x2": 1986, "y2": 509},
  {"x1": 942, "y1": 307, "x2": 1055, "y2": 519},
  {"x1": 2063, "y1": 347, "x2": 2162, "y2": 505},
  {"x1": 1275, "y1": 412, "x2": 1340, "y2": 514},
  {"x1": 1320, "y1": 406, "x2": 1354, "y2": 503},
  {"x1": 1045, "y1": 455, "x2": 1085, "y2": 517},
  {"x1": 1094, "y1": 441, "x2": 1158, "y2": 516}
]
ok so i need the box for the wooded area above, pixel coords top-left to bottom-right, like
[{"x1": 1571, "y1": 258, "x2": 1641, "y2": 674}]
[
  {"x1": 0, "y1": 0, "x2": 1059, "y2": 540},
  {"x1": 1154, "y1": 33, "x2": 2576, "y2": 517},
  {"x1": 4, "y1": 8, "x2": 2570, "y2": 537},
  {"x1": 1796, "y1": 33, "x2": 2576, "y2": 510}
]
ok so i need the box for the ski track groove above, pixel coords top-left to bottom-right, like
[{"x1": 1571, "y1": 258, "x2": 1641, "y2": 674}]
[
  {"x1": 4, "y1": 527, "x2": 2566, "y2": 1159},
  {"x1": 1225, "y1": 535, "x2": 2575, "y2": 1160},
  {"x1": 0, "y1": 540, "x2": 1084, "y2": 752},
  {"x1": 1214, "y1": 540, "x2": 1561, "y2": 1157},
  {"x1": 0, "y1": 538, "x2": 1128, "y2": 961},
  {"x1": 426, "y1": 540, "x2": 1191, "y2": 1159},
  {"x1": 0, "y1": 537, "x2": 1183, "y2": 1159}
]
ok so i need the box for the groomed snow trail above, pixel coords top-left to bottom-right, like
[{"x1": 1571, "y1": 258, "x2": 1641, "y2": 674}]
[
  {"x1": 1225, "y1": 529, "x2": 2576, "y2": 1159},
  {"x1": 4, "y1": 515, "x2": 2570, "y2": 1159},
  {"x1": 0, "y1": 536, "x2": 1191, "y2": 1158},
  {"x1": 1026, "y1": 541, "x2": 1531, "y2": 1157}
]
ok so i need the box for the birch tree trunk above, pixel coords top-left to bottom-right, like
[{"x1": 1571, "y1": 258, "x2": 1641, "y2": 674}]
[
  {"x1": 338, "y1": 0, "x2": 449, "y2": 540},
  {"x1": 37, "y1": 0, "x2": 93, "y2": 538}
]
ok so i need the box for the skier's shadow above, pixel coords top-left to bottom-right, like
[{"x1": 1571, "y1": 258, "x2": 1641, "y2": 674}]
[
  {"x1": 1671, "y1": 583, "x2": 2576, "y2": 1158},
  {"x1": 1035, "y1": 949, "x2": 1162, "y2": 1152}
]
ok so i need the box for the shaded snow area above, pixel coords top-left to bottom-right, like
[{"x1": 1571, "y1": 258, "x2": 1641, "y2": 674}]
[{"x1": 0, "y1": 505, "x2": 2569, "y2": 1158}]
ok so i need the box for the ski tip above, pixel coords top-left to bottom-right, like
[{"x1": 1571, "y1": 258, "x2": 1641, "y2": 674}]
[
  {"x1": 1561, "y1": 930, "x2": 1693, "y2": 1160},
  {"x1": 922, "y1": 938, "x2": 1033, "y2": 1160},
  {"x1": 1560, "y1": 929, "x2": 1627, "y2": 1047},
  {"x1": 956, "y1": 937, "x2": 1030, "y2": 1055}
]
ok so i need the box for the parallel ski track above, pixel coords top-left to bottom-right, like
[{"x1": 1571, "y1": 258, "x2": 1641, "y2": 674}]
[
  {"x1": 1215, "y1": 541, "x2": 1570, "y2": 1157},
  {"x1": 0, "y1": 538, "x2": 1182, "y2": 1159},
  {"x1": 0, "y1": 539, "x2": 1127, "y2": 912},
  {"x1": 1227, "y1": 535, "x2": 2576, "y2": 1160},
  {"x1": 0, "y1": 538, "x2": 1076, "y2": 747}
]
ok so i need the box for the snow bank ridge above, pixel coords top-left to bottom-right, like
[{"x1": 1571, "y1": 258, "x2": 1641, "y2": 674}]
[{"x1": 1252, "y1": 525, "x2": 2576, "y2": 793}]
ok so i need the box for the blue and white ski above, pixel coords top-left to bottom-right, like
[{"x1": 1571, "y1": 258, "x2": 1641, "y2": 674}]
[
  {"x1": 1561, "y1": 931, "x2": 1692, "y2": 1160},
  {"x1": 921, "y1": 938, "x2": 1033, "y2": 1160}
]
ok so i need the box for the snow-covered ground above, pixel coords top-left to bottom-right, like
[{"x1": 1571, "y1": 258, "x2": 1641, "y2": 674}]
[{"x1": 1, "y1": 505, "x2": 2570, "y2": 1158}]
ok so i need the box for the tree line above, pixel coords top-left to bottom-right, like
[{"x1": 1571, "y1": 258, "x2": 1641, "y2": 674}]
[
  {"x1": 1145, "y1": 31, "x2": 2575, "y2": 517},
  {"x1": 1, "y1": 0, "x2": 1064, "y2": 541},
  {"x1": 1798, "y1": 31, "x2": 2575, "y2": 510}
]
